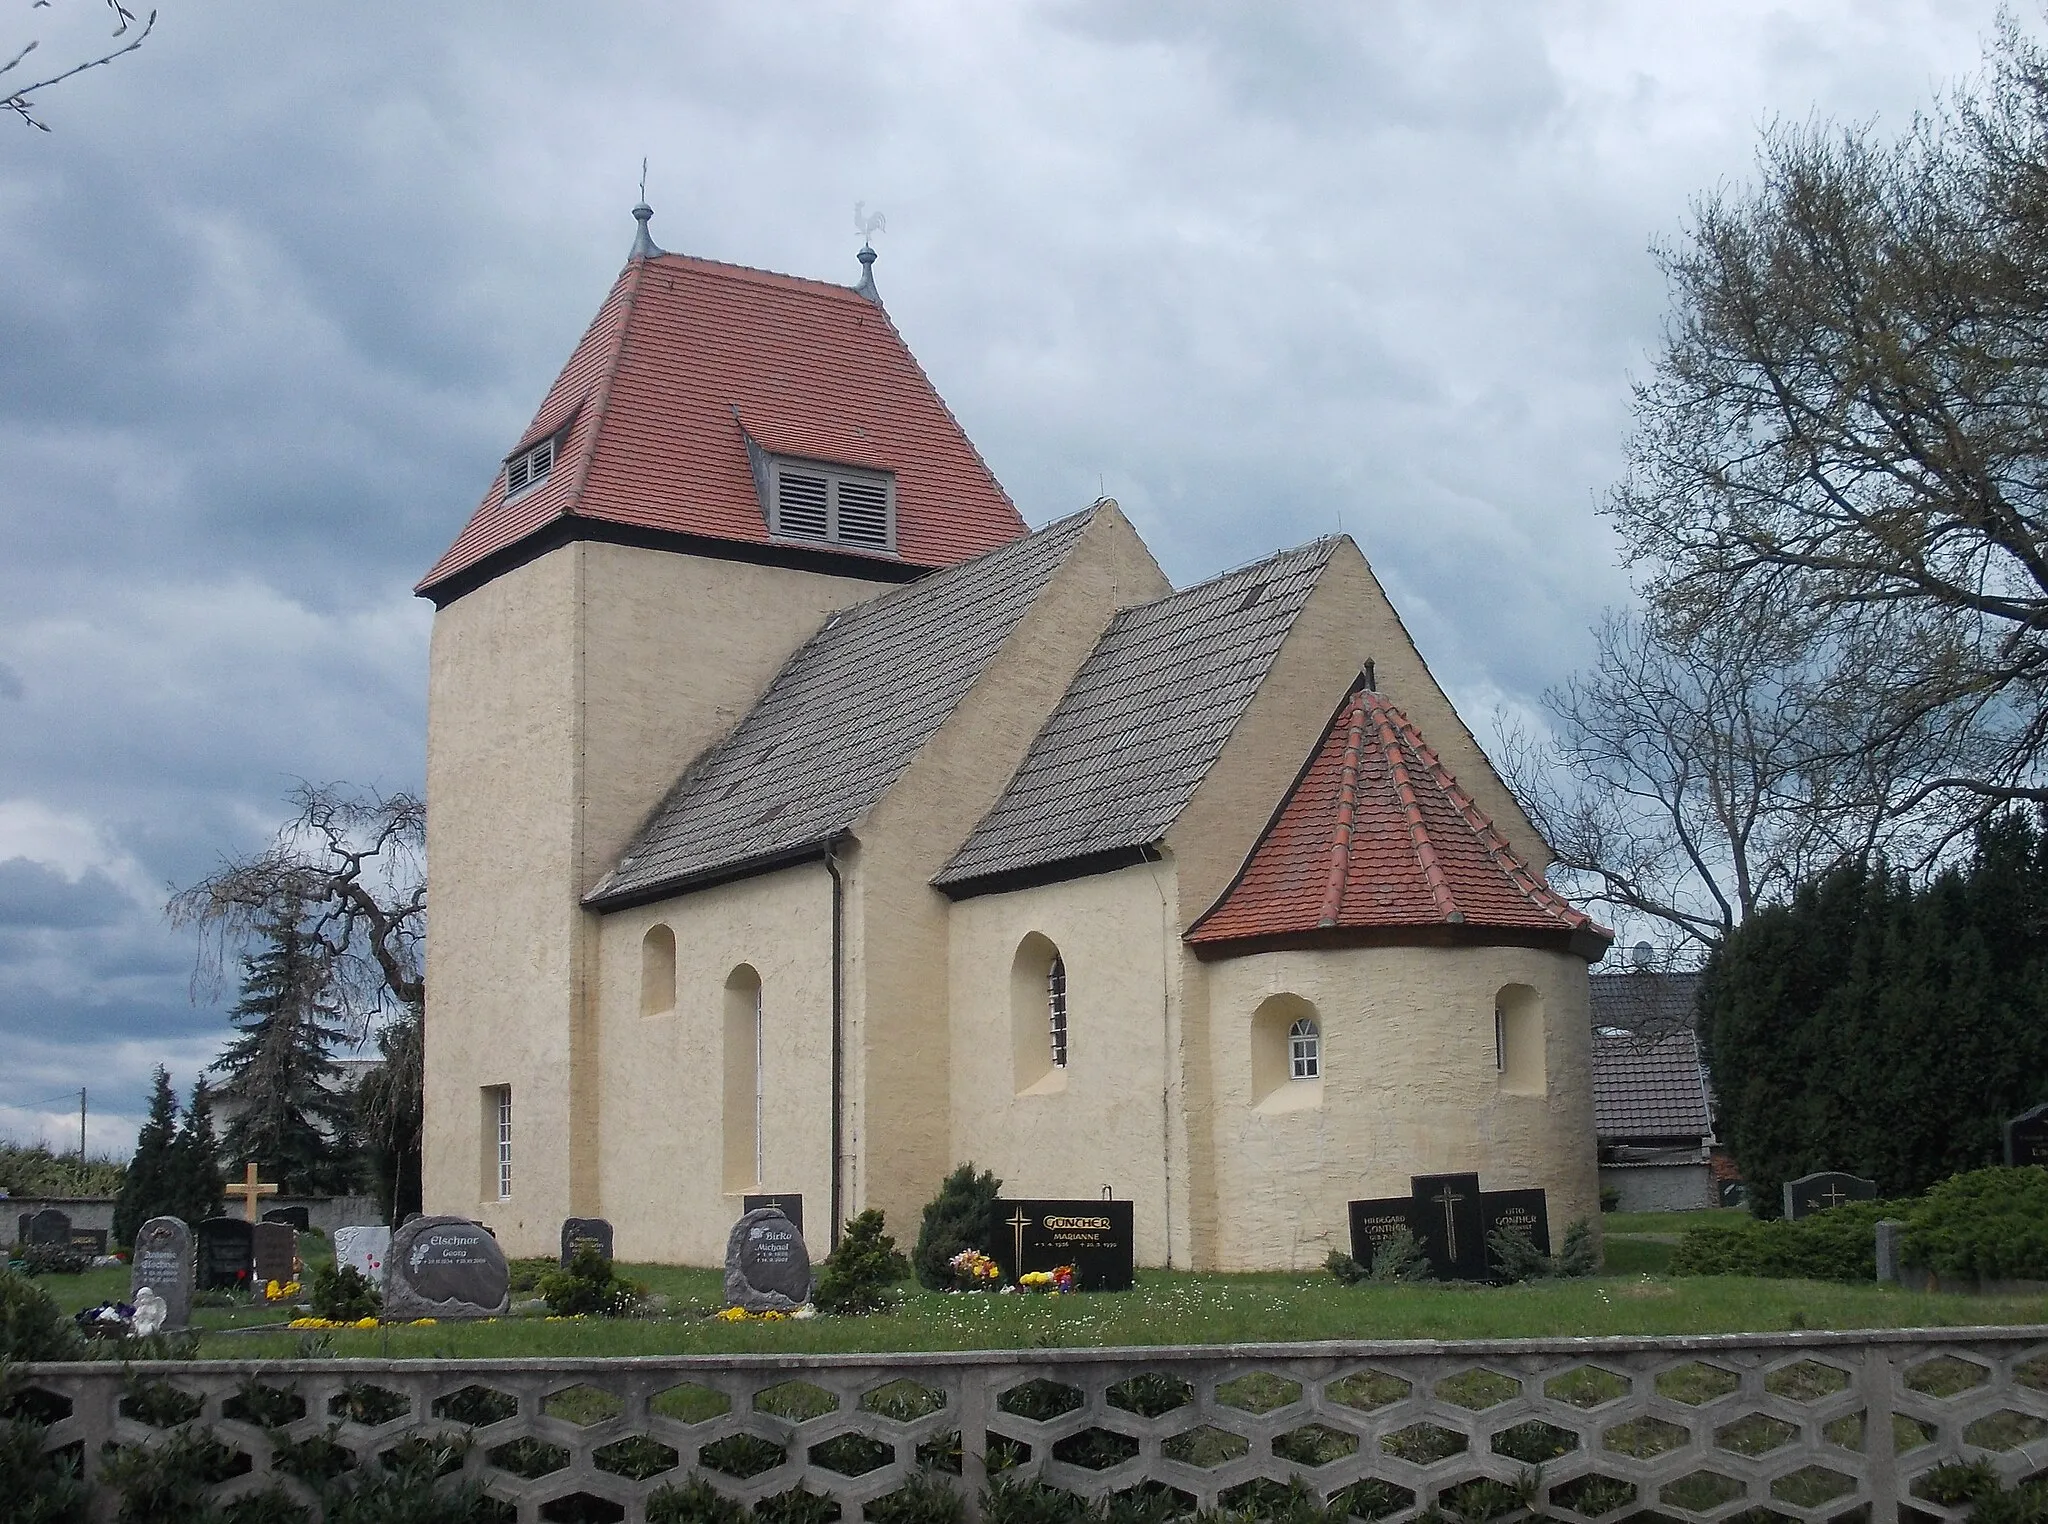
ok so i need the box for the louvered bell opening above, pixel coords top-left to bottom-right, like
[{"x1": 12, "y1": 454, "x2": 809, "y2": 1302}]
[
  {"x1": 834, "y1": 477, "x2": 891, "y2": 547},
  {"x1": 775, "y1": 471, "x2": 830, "y2": 538},
  {"x1": 505, "y1": 437, "x2": 554, "y2": 497}
]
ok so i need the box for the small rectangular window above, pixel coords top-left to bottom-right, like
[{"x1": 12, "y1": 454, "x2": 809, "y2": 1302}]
[
  {"x1": 505, "y1": 436, "x2": 556, "y2": 498},
  {"x1": 483, "y1": 1085, "x2": 512, "y2": 1200}
]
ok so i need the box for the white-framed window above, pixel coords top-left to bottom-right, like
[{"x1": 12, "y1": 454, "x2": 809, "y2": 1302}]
[
  {"x1": 1289, "y1": 1018, "x2": 1320, "y2": 1080},
  {"x1": 505, "y1": 434, "x2": 557, "y2": 498},
  {"x1": 1495, "y1": 1007, "x2": 1507, "y2": 1071},
  {"x1": 487, "y1": 1086, "x2": 512, "y2": 1200},
  {"x1": 767, "y1": 457, "x2": 896, "y2": 552},
  {"x1": 1048, "y1": 954, "x2": 1068, "y2": 1069}
]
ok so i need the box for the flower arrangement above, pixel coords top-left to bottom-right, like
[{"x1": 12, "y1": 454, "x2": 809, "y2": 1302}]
[
  {"x1": 715, "y1": 1306, "x2": 788, "y2": 1321},
  {"x1": 1017, "y1": 1265, "x2": 1076, "y2": 1294},
  {"x1": 948, "y1": 1249, "x2": 1002, "y2": 1290},
  {"x1": 285, "y1": 1315, "x2": 435, "y2": 1329},
  {"x1": 263, "y1": 1278, "x2": 304, "y2": 1302}
]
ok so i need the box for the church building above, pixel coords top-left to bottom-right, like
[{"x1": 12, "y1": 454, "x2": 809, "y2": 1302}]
[{"x1": 415, "y1": 206, "x2": 1611, "y2": 1270}]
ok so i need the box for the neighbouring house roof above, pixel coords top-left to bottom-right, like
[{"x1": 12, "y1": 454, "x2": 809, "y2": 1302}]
[
  {"x1": 1186, "y1": 683, "x2": 1612, "y2": 958},
  {"x1": 933, "y1": 540, "x2": 1339, "y2": 895},
  {"x1": 584, "y1": 509, "x2": 1102, "y2": 909},
  {"x1": 1589, "y1": 970, "x2": 1703, "y2": 1036},
  {"x1": 417, "y1": 229, "x2": 1025, "y2": 602},
  {"x1": 1591, "y1": 1029, "x2": 1713, "y2": 1142}
]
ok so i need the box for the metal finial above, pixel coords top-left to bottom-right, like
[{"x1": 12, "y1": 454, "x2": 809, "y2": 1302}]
[
  {"x1": 629, "y1": 181, "x2": 662, "y2": 261},
  {"x1": 853, "y1": 202, "x2": 885, "y2": 304}
]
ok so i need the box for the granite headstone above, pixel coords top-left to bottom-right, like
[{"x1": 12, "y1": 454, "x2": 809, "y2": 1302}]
[
  {"x1": 129, "y1": 1216, "x2": 193, "y2": 1330},
  {"x1": 263, "y1": 1205, "x2": 312, "y2": 1232},
  {"x1": 334, "y1": 1225, "x2": 390, "y2": 1283},
  {"x1": 1875, "y1": 1219, "x2": 1906, "y2": 1284},
  {"x1": 383, "y1": 1215, "x2": 510, "y2": 1319},
  {"x1": 1478, "y1": 1188, "x2": 1552, "y2": 1258},
  {"x1": 990, "y1": 1199, "x2": 1136, "y2": 1291},
  {"x1": 67, "y1": 1227, "x2": 109, "y2": 1255},
  {"x1": 741, "y1": 1194, "x2": 804, "y2": 1237},
  {"x1": 252, "y1": 1221, "x2": 296, "y2": 1286},
  {"x1": 2006, "y1": 1104, "x2": 2048, "y2": 1168},
  {"x1": 724, "y1": 1207, "x2": 813, "y2": 1311},
  {"x1": 196, "y1": 1218, "x2": 254, "y2": 1290},
  {"x1": 1346, "y1": 1196, "x2": 1419, "y2": 1272},
  {"x1": 1783, "y1": 1171, "x2": 1878, "y2": 1221},
  {"x1": 1348, "y1": 1176, "x2": 1553, "y2": 1281},
  {"x1": 1410, "y1": 1173, "x2": 1488, "y2": 1280},
  {"x1": 559, "y1": 1216, "x2": 614, "y2": 1268},
  {"x1": 26, "y1": 1208, "x2": 70, "y2": 1246}
]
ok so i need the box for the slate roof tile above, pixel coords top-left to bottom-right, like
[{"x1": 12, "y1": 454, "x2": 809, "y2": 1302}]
[
  {"x1": 585, "y1": 509, "x2": 1100, "y2": 907},
  {"x1": 1589, "y1": 971, "x2": 1703, "y2": 1036},
  {"x1": 1591, "y1": 1030, "x2": 1713, "y2": 1140},
  {"x1": 1187, "y1": 684, "x2": 1611, "y2": 949},
  {"x1": 420, "y1": 243, "x2": 1025, "y2": 598},
  {"x1": 933, "y1": 541, "x2": 1339, "y2": 890}
]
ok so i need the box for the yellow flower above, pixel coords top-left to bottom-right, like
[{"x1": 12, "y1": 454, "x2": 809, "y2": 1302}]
[
  {"x1": 354, "y1": 1316, "x2": 379, "y2": 1329},
  {"x1": 410, "y1": 1318, "x2": 436, "y2": 1326}
]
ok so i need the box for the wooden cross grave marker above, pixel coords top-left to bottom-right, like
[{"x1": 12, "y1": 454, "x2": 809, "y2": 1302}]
[{"x1": 225, "y1": 1161, "x2": 280, "y2": 1223}]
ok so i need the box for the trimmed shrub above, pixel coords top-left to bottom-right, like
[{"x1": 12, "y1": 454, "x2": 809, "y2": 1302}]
[
  {"x1": 911, "y1": 1164, "x2": 1003, "y2": 1292},
  {"x1": 1903, "y1": 1166, "x2": 2048, "y2": 1281},
  {"x1": 14, "y1": 1244, "x2": 91, "y2": 1278},
  {"x1": 536, "y1": 1241, "x2": 640, "y2": 1317},
  {"x1": 310, "y1": 1262, "x2": 381, "y2": 1322},
  {"x1": 1669, "y1": 1198, "x2": 1902, "y2": 1280},
  {"x1": 0, "y1": 1269, "x2": 81, "y2": 1361},
  {"x1": 814, "y1": 1209, "x2": 909, "y2": 1315}
]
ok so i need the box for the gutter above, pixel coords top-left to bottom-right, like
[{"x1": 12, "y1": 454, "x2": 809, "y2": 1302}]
[{"x1": 825, "y1": 840, "x2": 847, "y2": 1251}]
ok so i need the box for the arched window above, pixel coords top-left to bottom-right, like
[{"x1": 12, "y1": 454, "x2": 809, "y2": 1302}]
[
  {"x1": 1048, "y1": 955, "x2": 1068, "y2": 1069},
  {"x1": 641, "y1": 924, "x2": 676, "y2": 1016},
  {"x1": 1251, "y1": 994, "x2": 1322, "y2": 1110},
  {"x1": 1011, "y1": 934, "x2": 1066, "y2": 1094},
  {"x1": 723, "y1": 966, "x2": 763, "y2": 1189},
  {"x1": 1288, "y1": 1017, "x2": 1320, "y2": 1080},
  {"x1": 1495, "y1": 983, "x2": 1545, "y2": 1095}
]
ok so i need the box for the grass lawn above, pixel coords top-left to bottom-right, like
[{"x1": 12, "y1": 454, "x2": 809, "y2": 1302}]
[
  {"x1": 1604, "y1": 1208, "x2": 1747, "y2": 1236},
  {"x1": 28, "y1": 1253, "x2": 2048, "y2": 1361}
]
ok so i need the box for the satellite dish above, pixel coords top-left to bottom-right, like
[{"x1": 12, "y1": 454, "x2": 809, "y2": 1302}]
[{"x1": 1631, "y1": 941, "x2": 1654, "y2": 970}]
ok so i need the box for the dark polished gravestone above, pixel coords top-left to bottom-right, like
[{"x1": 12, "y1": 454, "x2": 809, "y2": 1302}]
[
  {"x1": 742, "y1": 1194, "x2": 804, "y2": 1238},
  {"x1": 2007, "y1": 1104, "x2": 2048, "y2": 1168},
  {"x1": 196, "y1": 1218, "x2": 255, "y2": 1290},
  {"x1": 263, "y1": 1206, "x2": 312, "y2": 1232},
  {"x1": 1348, "y1": 1175, "x2": 1551, "y2": 1282},
  {"x1": 990, "y1": 1199, "x2": 1137, "y2": 1291},
  {"x1": 724, "y1": 1207, "x2": 814, "y2": 1312},
  {"x1": 69, "y1": 1227, "x2": 110, "y2": 1256},
  {"x1": 27, "y1": 1208, "x2": 71, "y2": 1246},
  {"x1": 1783, "y1": 1171, "x2": 1879, "y2": 1221},
  {"x1": 383, "y1": 1216, "x2": 510, "y2": 1319},
  {"x1": 252, "y1": 1221, "x2": 297, "y2": 1287},
  {"x1": 559, "y1": 1217, "x2": 615, "y2": 1268},
  {"x1": 129, "y1": 1217, "x2": 194, "y2": 1330}
]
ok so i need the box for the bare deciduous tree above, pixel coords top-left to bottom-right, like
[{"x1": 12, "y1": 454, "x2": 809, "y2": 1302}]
[{"x1": 5, "y1": 0, "x2": 155, "y2": 131}]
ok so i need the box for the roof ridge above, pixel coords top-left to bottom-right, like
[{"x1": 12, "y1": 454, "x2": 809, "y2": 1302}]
[
  {"x1": 1316, "y1": 690, "x2": 1367, "y2": 927},
  {"x1": 1367, "y1": 695, "x2": 1463, "y2": 923},
  {"x1": 1381, "y1": 698, "x2": 1592, "y2": 931},
  {"x1": 827, "y1": 506, "x2": 1098, "y2": 626},
  {"x1": 560, "y1": 258, "x2": 651, "y2": 521},
  {"x1": 645, "y1": 250, "x2": 878, "y2": 301},
  {"x1": 1110, "y1": 536, "x2": 1340, "y2": 622}
]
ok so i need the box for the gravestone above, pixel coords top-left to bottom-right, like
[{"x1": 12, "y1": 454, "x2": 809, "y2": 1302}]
[
  {"x1": 2006, "y1": 1104, "x2": 2048, "y2": 1167},
  {"x1": 724, "y1": 1207, "x2": 813, "y2": 1311},
  {"x1": 14, "y1": 1212, "x2": 27, "y2": 1247},
  {"x1": 1875, "y1": 1219, "x2": 1907, "y2": 1284},
  {"x1": 1783, "y1": 1171, "x2": 1878, "y2": 1221},
  {"x1": 1348, "y1": 1176, "x2": 1552, "y2": 1281},
  {"x1": 252, "y1": 1221, "x2": 296, "y2": 1287},
  {"x1": 27, "y1": 1208, "x2": 71, "y2": 1246},
  {"x1": 129, "y1": 1216, "x2": 193, "y2": 1330},
  {"x1": 990, "y1": 1200, "x2": 1137, "y2": 1291},
  {"x1": 384, "y1": 1215, "x2": 510, "y2": 1319},
  {"x1": 559, "y1": 1217, "x2": 615, "y2": 1268},
  {"x1": 1410, "y1": 1173, "x2": 1489, "y2": 1280},
  {"x1": 196, "y1": 1218, "x2": 254, "y2": 1290},
  {"x1": 67, "y1": 1227, "x2": 109, "y2": 1256},
  {"x1": 264, "y1": 1206, "x2": 312, "y2": 1232},
  {"x1": 742, "y1": 1194, "x2": 804, "y2": 1237},
  {"x1": 334, "y1": 1225, "x2": 390, "y2": 1283}
]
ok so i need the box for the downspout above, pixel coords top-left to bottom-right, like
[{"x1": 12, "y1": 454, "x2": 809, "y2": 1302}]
[{"x1": 825, "y1": 842, "x2": 846, "y2": 1251}]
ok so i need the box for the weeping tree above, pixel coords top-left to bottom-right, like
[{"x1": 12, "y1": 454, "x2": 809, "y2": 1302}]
[{"x1": 168, "y1": 783, "x2": 425, "y2": 1213}]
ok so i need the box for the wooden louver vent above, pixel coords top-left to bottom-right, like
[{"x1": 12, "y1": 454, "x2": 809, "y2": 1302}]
[
  {"x1": 768, "y1": 459, "x2": 895, "y2": 552},
  {"x1": 505, "y1": 436, "x2": 555, "y2": 497}
]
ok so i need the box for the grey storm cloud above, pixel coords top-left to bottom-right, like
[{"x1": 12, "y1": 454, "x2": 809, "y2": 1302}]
[{"x1": 0, "y1": 0, "x2": 2008, "y2": 1149}]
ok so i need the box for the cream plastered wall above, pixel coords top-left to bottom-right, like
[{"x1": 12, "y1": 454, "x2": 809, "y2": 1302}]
[
  {"x1": 1199, "y1": 942, "x2": 1601, "y2": 1272},
  {"x1": 592, "y1": 865, "x2": 836, "y2": 1266},
  {"x1": 850, "y1": 507, "x2": 1170, "y2": 1241},
  {"x1": 423, "y1": 538, "x2": 887, "y2": 1255},
  {"x1": 945, "y1": 862, "x2": 1180, "y2": 1265}
]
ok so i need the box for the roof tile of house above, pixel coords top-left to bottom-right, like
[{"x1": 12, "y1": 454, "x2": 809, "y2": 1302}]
[
  {"x1": 1591, "y1": 1030, "x2": 1713, "y2": 1141},
  {"x1": 418, "y1": 238, "x2": 1025, "y2": 599}
]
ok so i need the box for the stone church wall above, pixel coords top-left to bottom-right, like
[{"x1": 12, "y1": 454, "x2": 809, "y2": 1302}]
[{"x1": 1200, "y1": 942, "x2": 1601, "y2": 1272}]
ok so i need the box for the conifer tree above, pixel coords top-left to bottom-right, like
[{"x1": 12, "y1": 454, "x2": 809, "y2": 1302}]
[
  {"x1": 211, "y1": 899, "x2": 352, "y2": 1193},
  {"x1": 112, "y1": 1067, "x2": 179, "y2": 1246},
  {"x1": 167, "y1": 1078, "x2": 224, "y2": 1224}
]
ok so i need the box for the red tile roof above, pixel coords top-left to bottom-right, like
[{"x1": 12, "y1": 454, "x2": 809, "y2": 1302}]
[
  {"x1": 1188, "y1": 684, "x2": 1612, "y2": 957},
  {"x1": 417, "y1": 244, "x2": 1026, "y2": 600}
]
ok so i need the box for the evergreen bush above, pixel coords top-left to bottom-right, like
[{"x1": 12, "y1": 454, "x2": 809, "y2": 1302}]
[
  {"x1": 1322, "y1": 1250, "x2": 1364, "y2": 1285},
  {"x1": 15, "y1": 1244, "x2": 92, "y2": 1277},
  {"x1": 113, "y1": 1068, "x2": 180, "y2": 1249},
  {"x1": 310, "y1": 1262, "x2": 382, "y2": 1322},
  {"x1": 1904, "y1": 1166, "x2": 2048, "y2": 1281},
  {"x1": 535, "y1": 1242, "x2": 640, "y2": 1317},
  {"x1": 814, "y1": 1209, "x2": 910, "y2": 1314},
  {"x1": 166, "y1": 1080, "x2": 224, "y2": 1228},
  {"x1": 0, "y1": 1412, "x2": 90, "y2": 1524},
  {"x1": 911, "y1": 1164, "x2": 1004, "y2": 1291},
  {"x1": 1365, "y1": 1229, "x2": 1431, "y2": 1283},
  {"x1": 1669, "y1": 1198, "x2": 1902, "y2": 1280},
  {"x1": 0, "y1": 1268, "x2": 82, "y2": 1360}
]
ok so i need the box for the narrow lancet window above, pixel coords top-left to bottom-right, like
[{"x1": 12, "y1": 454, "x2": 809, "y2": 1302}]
[{"x1": 1048, "y1": 954, "x2": 1068, "y2": 1069}]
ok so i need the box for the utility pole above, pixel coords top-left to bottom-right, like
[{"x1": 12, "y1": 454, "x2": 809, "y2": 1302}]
[{"x1": 78, "y1": 1088, "x2": 86, "y2": 1157}]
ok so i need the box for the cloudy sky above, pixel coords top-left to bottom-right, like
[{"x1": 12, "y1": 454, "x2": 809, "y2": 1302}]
[{"x1": 0, "y1": 0, "x2": 2009, "y2": 1156}]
